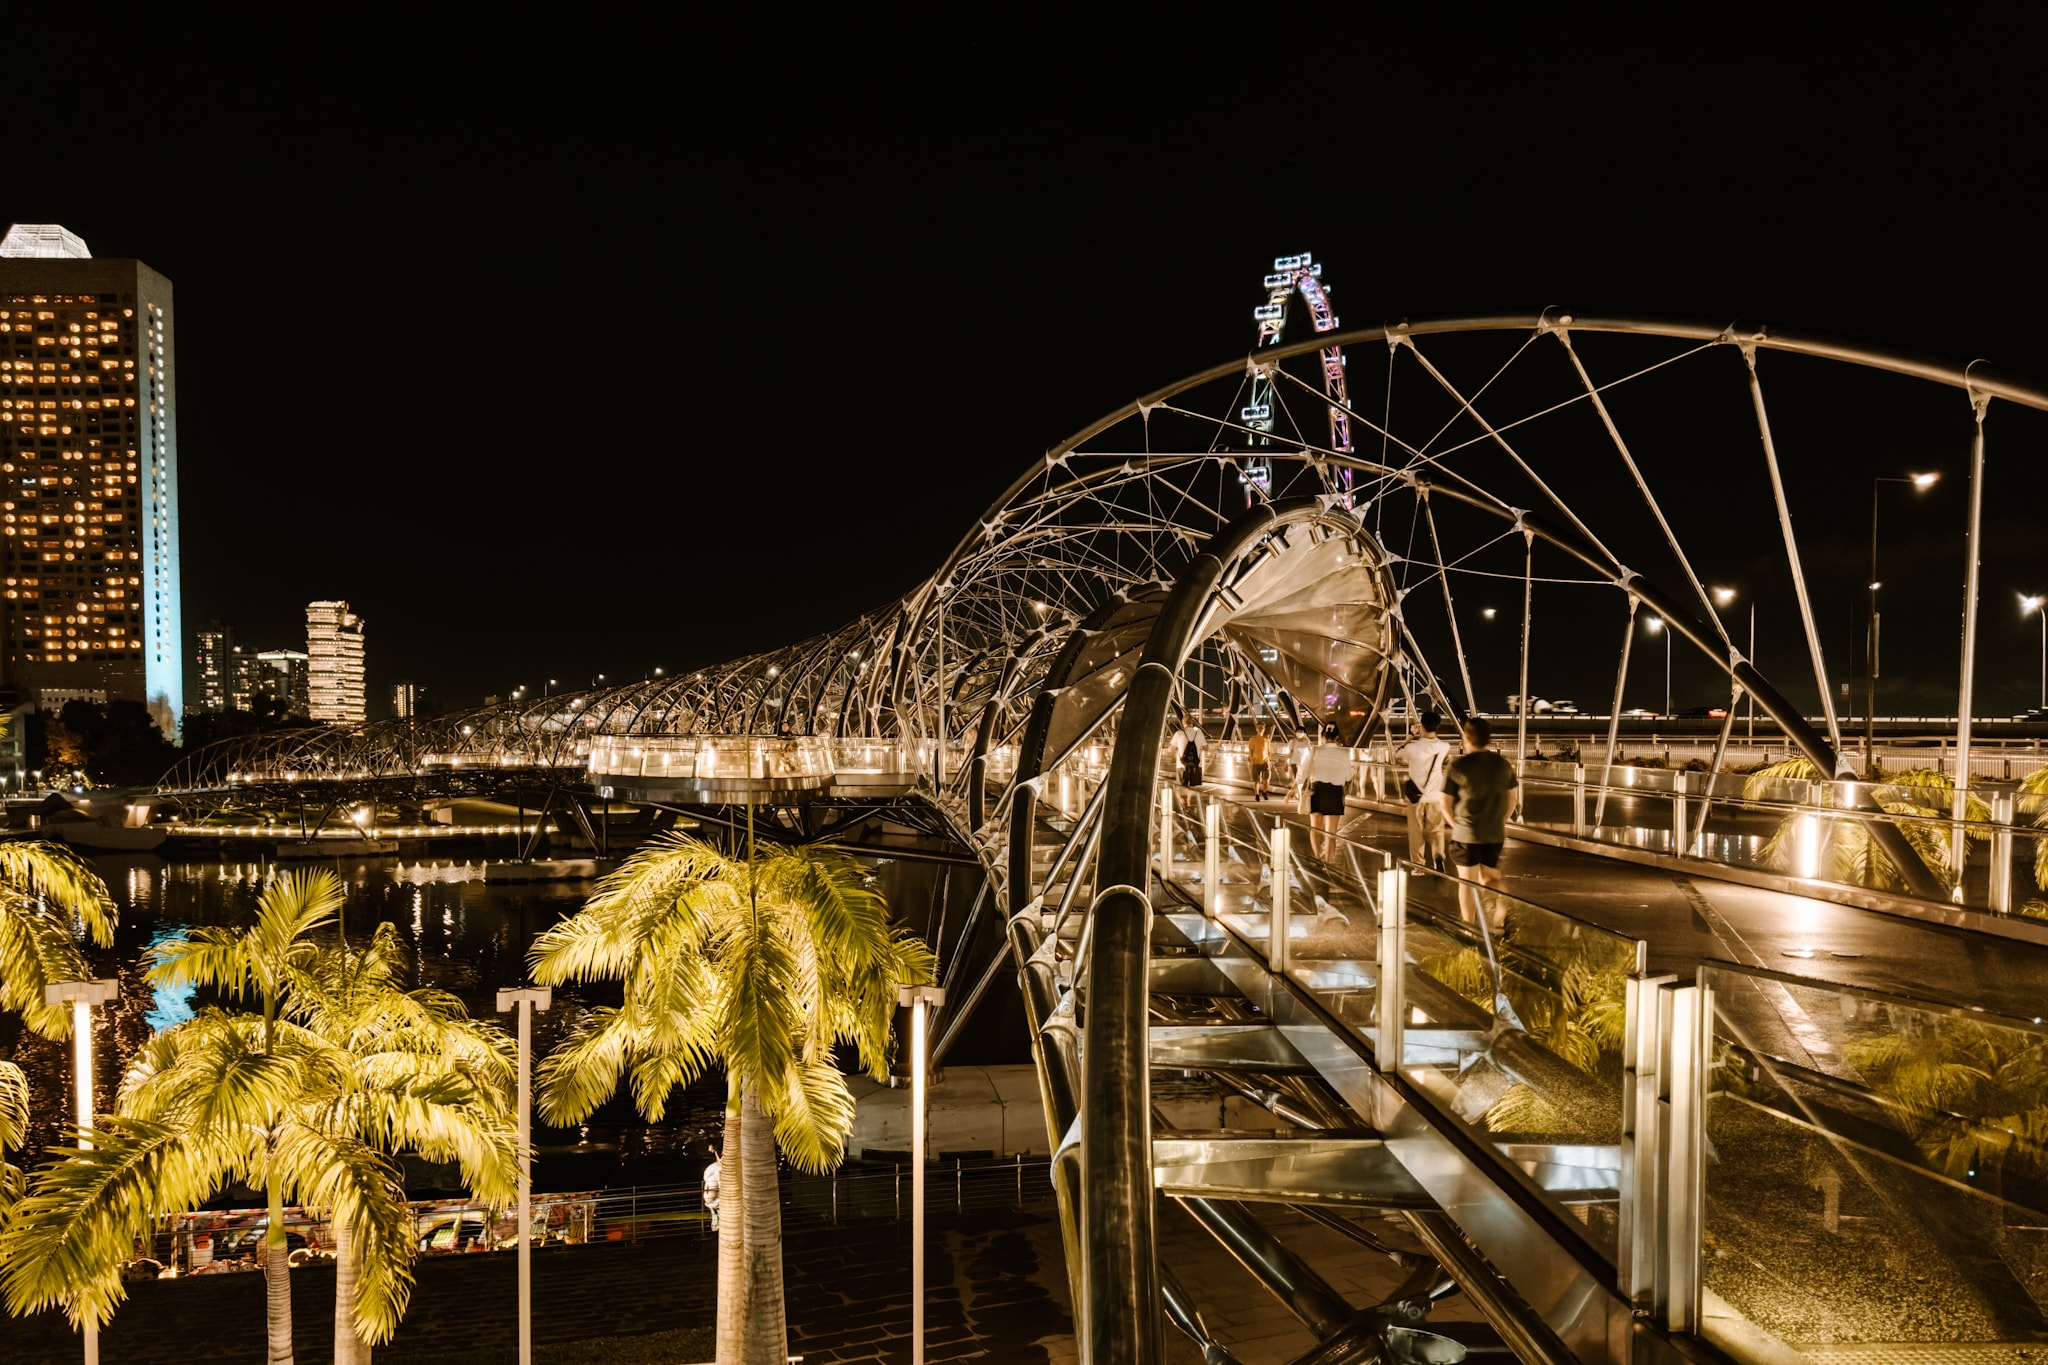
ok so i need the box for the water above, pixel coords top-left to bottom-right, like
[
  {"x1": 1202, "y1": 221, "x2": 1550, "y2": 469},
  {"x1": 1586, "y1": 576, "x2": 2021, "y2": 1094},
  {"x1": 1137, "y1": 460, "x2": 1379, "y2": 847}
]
[{"x1": 4, "y1": 853, "x2": 729, "y2": 1193}]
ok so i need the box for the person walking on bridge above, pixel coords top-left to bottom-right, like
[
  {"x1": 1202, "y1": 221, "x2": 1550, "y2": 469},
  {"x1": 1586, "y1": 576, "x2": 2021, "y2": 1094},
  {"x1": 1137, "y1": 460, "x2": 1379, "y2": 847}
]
[
  {"x1": 1439, "y1": 716, "x2": 1518, "y2": 933},
  {"x1": 1401, "y1": 710, "x2": 1451, "y2": 872},
  {"x1": 1247, "y1": 719, "x2": 1274, "y2": 800}
]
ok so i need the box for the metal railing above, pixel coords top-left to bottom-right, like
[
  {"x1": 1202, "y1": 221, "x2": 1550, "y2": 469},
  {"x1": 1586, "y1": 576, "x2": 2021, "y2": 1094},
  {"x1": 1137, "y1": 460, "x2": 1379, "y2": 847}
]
[
  {"x1": 1153, "y1": 785, "x2": 2048, "y2": 1356},
  {"x1": 135, "y1": 1155, "x2": 1054, "y2": 1279}
]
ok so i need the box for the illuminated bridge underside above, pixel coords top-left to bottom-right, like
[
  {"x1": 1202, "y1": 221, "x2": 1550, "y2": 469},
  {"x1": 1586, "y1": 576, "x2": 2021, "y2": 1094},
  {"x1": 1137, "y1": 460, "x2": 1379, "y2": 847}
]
[{"x1": 162, "y1": 317, "x2": 2048, "y2": 1363}]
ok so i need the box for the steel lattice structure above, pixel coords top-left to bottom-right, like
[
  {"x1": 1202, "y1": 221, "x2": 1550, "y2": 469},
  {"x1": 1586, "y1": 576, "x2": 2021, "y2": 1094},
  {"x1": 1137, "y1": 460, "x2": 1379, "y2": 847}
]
[{"x1": 160, "y1": 313, "x2": 2048, "y2": 1359}]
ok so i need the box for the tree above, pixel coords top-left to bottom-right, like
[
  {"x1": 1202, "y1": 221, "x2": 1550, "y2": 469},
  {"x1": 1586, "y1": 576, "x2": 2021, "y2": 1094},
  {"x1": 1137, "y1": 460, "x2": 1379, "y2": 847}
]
[
  {"x1": 291, "y1": 919, "x2": 519, "y2": 1364},
  {"x1": 530, "y1": 833, "x2": 934, "y2": 1365},
  {"x1": 0, "y1": 841, "x2": 118, "y2": 1218},
  {"x1": 0, "y1": 872, "x2": 414, "y2": 1364}
]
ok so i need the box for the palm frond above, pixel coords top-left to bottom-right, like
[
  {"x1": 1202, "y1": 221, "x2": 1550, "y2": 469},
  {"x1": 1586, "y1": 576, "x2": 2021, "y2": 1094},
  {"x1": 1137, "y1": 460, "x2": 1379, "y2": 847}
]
[
  {"x1": 0, "y1": 888, "x2": 95, "y2": 1035},
  {"x1": 0, "y1": 1117, "x2": 237, "y2": 1328},
  {"x1": 271, "y1": 1123, "x2": 416, "y2": 1343},
  {"x1": 770, "y1": 1056, "x2": 857, "y2": 1175},
  {"x1": 0, "y1": 841, "x2": 116, "y2": 946},
  {"x1": 0, "y1": 1060, "x2": 29, "y2": 1208},
  {"x1": 1743, "y1": 756, "x2": 1824, "y2": 802}
]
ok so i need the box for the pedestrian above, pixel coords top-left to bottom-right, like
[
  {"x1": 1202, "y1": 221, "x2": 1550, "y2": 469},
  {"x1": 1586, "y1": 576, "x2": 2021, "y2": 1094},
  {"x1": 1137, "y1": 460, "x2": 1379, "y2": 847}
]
[
  {"x1": 1175, "y1": 713, "x2": 1205, "y2": 788},
  {"x1": 1247, "y1": 719, "x2": 1274, "y2": 800},
  {"x1": 1400, "y1": 709, "x2": 1451, "y2": 871},
  {"x1": 702, "y1": 1147, "x2": 722, "y2": 1233},
  {"x1": 1300, "y1": 724, "x2": 1354, "y2": 858},
  {"x1": 1438, "y1": 716, "x2": 1520, "y2": 932}
]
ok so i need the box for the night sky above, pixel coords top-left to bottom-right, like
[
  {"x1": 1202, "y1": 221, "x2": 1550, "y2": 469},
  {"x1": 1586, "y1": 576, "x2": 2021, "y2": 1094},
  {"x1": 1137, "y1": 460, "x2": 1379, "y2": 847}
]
[{"x1": 10, "y1": 28, "x2": 2047, "y2": 721}]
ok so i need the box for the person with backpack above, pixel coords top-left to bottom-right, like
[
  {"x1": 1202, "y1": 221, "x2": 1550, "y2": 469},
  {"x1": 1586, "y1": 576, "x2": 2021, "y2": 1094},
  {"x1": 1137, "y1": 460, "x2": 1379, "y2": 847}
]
[
  {"x1": 1438, "y1": 716, "x2": 1520, "y2": 932},
  {"x1": 1400, "y1": 710, "x2": 1451, "y2": 871}
]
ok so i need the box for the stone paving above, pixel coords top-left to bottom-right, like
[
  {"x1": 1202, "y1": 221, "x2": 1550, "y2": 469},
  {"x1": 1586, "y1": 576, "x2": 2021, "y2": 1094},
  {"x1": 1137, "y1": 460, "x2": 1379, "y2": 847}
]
[{"x1": 10, "y1": 1197, "x2": 1495, "y2": 1363}]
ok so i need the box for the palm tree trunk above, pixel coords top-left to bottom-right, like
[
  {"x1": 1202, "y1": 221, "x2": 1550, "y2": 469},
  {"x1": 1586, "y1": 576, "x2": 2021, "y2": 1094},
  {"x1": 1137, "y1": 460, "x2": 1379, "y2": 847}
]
[
  {"x1": 740, "y1": 1085, "x2": 787, "y2": 1365},
  {"x1": 715, "y1": 1091, "x2": 747, "y2": 1365},
  {"x1": 265, "y1": 1177, "x2": 294, "y2": 1365},
  {"x1": 334, "y1": 1217, "x2": 370, "y2": 1365}
]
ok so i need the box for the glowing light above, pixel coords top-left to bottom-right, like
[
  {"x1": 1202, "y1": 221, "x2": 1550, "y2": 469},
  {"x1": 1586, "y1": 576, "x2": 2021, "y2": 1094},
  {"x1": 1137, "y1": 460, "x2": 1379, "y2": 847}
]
[
  {"x1": 1912, "y1": 471, "x2": 1940, "y2": 489},
  {"x1": 1712, "y1": 587, "x2": 1736, "y2": 606}
]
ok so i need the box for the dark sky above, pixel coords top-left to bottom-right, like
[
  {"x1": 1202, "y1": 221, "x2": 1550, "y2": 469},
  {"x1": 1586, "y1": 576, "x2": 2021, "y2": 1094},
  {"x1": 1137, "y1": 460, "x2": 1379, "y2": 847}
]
[{"x1": 11, "y1": 26, "x2": 2048, "y2": 719}]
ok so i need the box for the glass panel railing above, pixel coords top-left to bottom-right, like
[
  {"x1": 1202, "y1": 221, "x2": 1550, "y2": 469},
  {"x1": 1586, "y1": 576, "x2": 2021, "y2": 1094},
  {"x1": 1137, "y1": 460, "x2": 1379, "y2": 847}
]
[
  {"x1": 1701, "y1": 963, "x2": 2048, "y2": 1355},
  {"x1": 1159, "y1": 789, "x2": 1642, "y2": 1264},
  {"x1": 1394, "y1": 863, "x2": 1639, "y2": 1262}
]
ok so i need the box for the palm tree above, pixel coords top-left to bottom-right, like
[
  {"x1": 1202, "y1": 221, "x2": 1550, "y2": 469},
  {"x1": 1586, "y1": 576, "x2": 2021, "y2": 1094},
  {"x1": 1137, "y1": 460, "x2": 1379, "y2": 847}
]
[
  {"x1": 0, "y1": 871, "x2": 413, "y2": 1364},
  {"x1": 530, "y1": 832, "x2": 934, "y2": 1365},
  {"x1": 291, "y1": 919, "x2": 519, "y2": 1364},
  {"x1": 0, "y1": 841, "x2": 117, "y2": 1223},
  {"x1": 0, "y1": 841, "x2": 119, "y2": 1035},
  {"x1": 1745, "y1": 757, "x2": 1990, "y2": 891}
]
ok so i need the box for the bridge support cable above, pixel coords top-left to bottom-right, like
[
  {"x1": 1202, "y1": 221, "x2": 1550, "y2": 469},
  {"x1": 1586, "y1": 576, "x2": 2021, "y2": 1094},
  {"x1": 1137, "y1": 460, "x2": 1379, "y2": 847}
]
[
  {"x1": 1743, "y1": 344, "x2": 1847, "y2": 758},
  {"x1": 1516, "y1": 530, "x2": 1534, "y2": 768},
  {"x1": 1419, "y1": 493, "x2": 1479, "y2": 717},
  {"x1": 1551, "y1": 324, "x2": 1733, "y2": 644},
  {"x1": 1595, "y1": 600, "x2": 1639, "y2": 830},
  {"x1": 1951, "y1": 390, "x2": 1992, "y2": 896}
]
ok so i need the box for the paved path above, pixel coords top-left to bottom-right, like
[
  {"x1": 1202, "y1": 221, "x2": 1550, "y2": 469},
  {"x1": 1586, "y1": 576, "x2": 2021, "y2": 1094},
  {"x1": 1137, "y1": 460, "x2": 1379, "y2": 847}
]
[{"x1": 1223, "y1": 790, "x2": 2048, "y2": 1021}]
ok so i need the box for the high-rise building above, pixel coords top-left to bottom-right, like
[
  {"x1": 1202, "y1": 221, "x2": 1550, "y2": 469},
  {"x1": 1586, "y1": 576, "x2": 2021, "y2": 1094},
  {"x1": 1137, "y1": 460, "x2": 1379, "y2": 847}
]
[
  {"x1": 193, "y1": 622, "x2": 234, "y2": 713},
  {"x1": 391, "y1": 679, "x2": 418, "y2": 721},
  {"x1": 306, "y1": 600, "x2": 365, "y2": 724},
  {"x1": 252, "y1": 648, "x2": 309, "y2": 717},
  {"x1": 0, "y1": 224, "x2": 183, "y2": 735}
]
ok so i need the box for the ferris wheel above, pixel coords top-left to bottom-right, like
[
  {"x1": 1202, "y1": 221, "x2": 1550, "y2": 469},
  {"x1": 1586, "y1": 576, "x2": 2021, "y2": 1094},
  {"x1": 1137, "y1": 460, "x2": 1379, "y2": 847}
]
[{"x1": 1237, "y1": 251, "x2": 1352, "y2": 503}]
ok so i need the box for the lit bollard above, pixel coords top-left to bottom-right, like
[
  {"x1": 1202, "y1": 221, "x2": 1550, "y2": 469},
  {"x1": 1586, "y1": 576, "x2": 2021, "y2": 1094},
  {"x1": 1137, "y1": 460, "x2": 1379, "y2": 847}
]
[
  {"x1": 1268, "y1": 823, "x2": 1291, "y2": 973},
  {"x1": 1203, "y1": 800, "x2": 1220, "y2": 917},
  {"x1": 1159, "y1": 784, "x2": 1174, "y2": 880},
  {"x1": 1619, "y1": 969, "x2": 1675, "y2": 1308},
  {"x1": 1374, "y1": 867, "x2": 1405, "y2": 1073},
  {"x1": 1670, "y1": 771, "x2": 1688, "y2": 855},
  {"x1": 47, "y1": 979, "x2": 118, "y2": 1365},
  {"x1": 1572, "y1": 763, "x2": 1587, "y2": 836},
  {"x1": 1653, "y1": 980, "x2": 1707, "y2": 1331},
  {"x1": 1991, "y1": 791, "x2": 2016, "y2": 915},
  {"x1": 496, "y1": 986, "x2": 553, "y2": 1365}
]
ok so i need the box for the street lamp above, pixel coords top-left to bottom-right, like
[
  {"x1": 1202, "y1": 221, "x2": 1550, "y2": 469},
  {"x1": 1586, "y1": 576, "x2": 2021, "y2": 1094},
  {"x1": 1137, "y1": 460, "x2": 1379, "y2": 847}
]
[
  {"x1": 496, "y1": 986, "x2": 553, "y2": 1365},
  {"x1": 1644, "y1": 616, "x2": 1671, "y2": 716},
  {"x1": 898, "y1": 983, "x2": 946, "y2": 1365},
  {"x1": 1869, "y1": 472, "x2": 1941, "y2": 772},
  {"x1": 47, "y1": 979, "x2": 118, "y2": 1365},
  {"x1": 1711, "y1": 587, "x2": 1754, "y2": 740},
  {"x1": 2024, "y1": 594, "x2": 2047, "y2": 711}
]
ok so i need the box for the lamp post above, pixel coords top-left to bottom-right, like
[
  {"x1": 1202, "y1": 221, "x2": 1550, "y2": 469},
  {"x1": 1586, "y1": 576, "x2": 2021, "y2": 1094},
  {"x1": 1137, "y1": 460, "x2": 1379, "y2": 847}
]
[
  {"x1": 1711, "y1": 587, "x2": 1751, "y2": 741},
  {"x1": 47, "y1": 979, "x2": 118, "y2": 1365},
  {"x1": 1869, "y1": 472, "x2": 1940, "y2": 774},
  {"x1": 496, "y1": 986, "x2": 553, "y2": 1365},
  {"x1": 898, "y1": 983, "x2": 946, "y2": 1365},
  {"x1": 2024, "y1": 595, "x2": 2047, "y2": 712},
  {"x1": 1645, "y1": 616, "x2": 1671, "y2": 716}
]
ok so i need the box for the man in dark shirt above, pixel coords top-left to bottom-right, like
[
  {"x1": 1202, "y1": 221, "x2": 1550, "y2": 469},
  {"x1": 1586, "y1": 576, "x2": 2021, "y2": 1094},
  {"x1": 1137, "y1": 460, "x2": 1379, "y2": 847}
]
[{"x1": 1438, "y1": 716, "x2": 1519, "y2": 931}]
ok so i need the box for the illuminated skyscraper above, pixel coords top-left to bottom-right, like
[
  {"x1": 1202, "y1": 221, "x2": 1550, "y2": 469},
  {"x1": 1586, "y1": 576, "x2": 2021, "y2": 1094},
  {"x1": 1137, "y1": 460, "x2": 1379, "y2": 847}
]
[
  {"x1": 252, "y1": 648, "x2": 309, "y2": 717},
  {"x1": 0, "y1": 224, "x2": 183, "y2": 734},
  {"x1": 193, "y1": 622, "x2": 234, "y2": 713},
  {"x1": 306, "y1": 600, "x2": 365, "y2": 723}
]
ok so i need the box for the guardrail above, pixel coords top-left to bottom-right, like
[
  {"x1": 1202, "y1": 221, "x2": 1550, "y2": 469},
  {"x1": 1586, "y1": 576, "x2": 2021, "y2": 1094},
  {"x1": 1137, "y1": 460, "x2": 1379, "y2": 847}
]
[
  {"x1": 1152, "y1": 784, "x2": 2048, "y2": 1357},
  {"x1": 132, "y1": 1156, "x2": 1054, "y2": 1279}
]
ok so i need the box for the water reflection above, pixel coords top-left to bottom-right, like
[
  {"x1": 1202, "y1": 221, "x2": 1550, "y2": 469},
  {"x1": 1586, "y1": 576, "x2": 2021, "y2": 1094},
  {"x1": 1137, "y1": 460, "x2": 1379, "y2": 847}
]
[{"x1": 9, "y1": 854, "x2": 726, "y2": 1191}]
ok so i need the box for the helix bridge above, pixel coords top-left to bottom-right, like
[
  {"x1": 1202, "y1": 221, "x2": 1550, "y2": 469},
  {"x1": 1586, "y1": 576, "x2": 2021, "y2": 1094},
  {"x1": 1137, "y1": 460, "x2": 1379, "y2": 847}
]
[{"x1": 161, "y1": 281, "x2": 2048, "y2": 1361}]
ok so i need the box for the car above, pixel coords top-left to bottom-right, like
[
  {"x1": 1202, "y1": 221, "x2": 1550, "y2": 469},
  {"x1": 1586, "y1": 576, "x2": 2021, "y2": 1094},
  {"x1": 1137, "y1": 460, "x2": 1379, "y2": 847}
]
[
  {"x1": 1675, "y1": 705, "x2": 1730, "y2": 719},
  {"x1": 2013, "y1": 707, "x2": 2048, "y2": 722},
  {"x1": 1505, "y1": 695, "x2": 1554, "y2": 715},
  {"x1": 1549, "y1": 700, "x2": 1583, "y2": 715},
  {"x1": 1620, "y1": 707, "x2": 1661, "y2": 719}
]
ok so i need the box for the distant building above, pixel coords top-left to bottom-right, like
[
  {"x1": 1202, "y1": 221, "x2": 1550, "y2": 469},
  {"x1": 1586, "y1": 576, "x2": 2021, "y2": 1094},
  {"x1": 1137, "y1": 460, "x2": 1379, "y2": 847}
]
[
  {"x1": 252, "y1": 649, "x2": 309, "y2": 717},
  {"x1": 306, "y1": 600, "x2": 365, "y2": 724},
  {"x1": 0, "y1": 224, "x2": 184, "y2": 736},
  {"x1": 193, "y1": 622, "x2": 234, "y2": 713},
  {"x1": 391, "y1": 679, "x2": 418, "y2": 721}
]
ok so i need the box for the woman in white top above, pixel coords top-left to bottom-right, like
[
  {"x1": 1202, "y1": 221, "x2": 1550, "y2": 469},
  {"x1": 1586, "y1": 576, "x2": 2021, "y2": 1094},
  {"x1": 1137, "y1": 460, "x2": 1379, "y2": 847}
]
[{"x1": 1300, "y1": 724, "x2": 1354, "y2": 857}]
